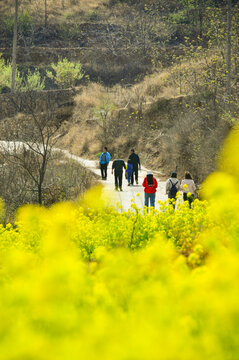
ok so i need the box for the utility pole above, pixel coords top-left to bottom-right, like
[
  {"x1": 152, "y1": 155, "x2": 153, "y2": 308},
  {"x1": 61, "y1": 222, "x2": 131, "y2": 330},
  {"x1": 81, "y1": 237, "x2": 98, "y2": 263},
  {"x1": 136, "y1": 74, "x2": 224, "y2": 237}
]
[
  {"x1": 11, "y1": 0, "x2": 19, "y2": 93},
  {"x1": 45, "y1": 0, "x2": 48, "y2": 27},
  {"x1": 226, "y1": 0, "x2": 232, "y2": 101}
]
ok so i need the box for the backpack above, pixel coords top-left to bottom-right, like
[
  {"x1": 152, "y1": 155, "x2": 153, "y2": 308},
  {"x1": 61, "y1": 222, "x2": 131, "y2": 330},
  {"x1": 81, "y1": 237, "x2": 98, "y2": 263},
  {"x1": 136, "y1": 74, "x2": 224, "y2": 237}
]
[{"x1": 168, "y1": 179, "x2": 178, "y2": 199}]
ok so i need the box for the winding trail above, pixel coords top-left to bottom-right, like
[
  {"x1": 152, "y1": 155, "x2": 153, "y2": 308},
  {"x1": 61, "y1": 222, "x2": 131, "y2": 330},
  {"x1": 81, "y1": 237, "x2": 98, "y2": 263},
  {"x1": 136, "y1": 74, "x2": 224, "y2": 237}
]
[
  {"x1": 61, "y1": 151, "x2": 168, "y2": 211},
  {"x1": 0, "y1": 140, "x2": 167, "y2": 211}
]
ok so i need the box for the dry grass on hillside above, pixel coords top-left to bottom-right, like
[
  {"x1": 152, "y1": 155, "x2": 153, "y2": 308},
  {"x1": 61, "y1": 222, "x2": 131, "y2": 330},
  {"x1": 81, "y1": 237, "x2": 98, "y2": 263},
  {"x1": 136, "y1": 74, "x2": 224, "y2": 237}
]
[
  {"x1": 73, "y1": 71, "x2": 179, "y2": 115},
  {"x1": 59, "y1": 48, "x2": 229, "y2": 175},
  {"x1": 56, "y1": 52, "x2": 230, "y2": 182},
  {"x1": 59, "y1": 83, "x2": 104, "y2": 155},
  {"x1": 74, "y1": 83, "x2": 104, "y2": 109},
  {"x1": 71, "y1": 70, "x2": 180, "y2": 132},
  {"x1": 128, "y1": 49, "x2": 225, "y2": 102},
  {"x1": 132, "y1": 72, "x2": 179, "y2": 102},
  {"x1": 69, "y1": 50, "x2": 219, "y2": 132},
  {"x1": 60, "y1": 123, "x2": 102, "y2": 155},
  {"x1": 1, "y1": 0, "x2": 109, "y2": 20},
  {"x1": 61, "y1": 73, "x2": 179, "y2": 158}
]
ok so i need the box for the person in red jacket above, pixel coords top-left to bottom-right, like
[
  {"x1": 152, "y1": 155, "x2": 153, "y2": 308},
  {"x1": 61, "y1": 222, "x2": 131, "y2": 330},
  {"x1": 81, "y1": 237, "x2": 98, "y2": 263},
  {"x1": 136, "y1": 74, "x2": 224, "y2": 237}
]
[{"x1": 142, "y1": 171, "x2": 158, "y2": 208}]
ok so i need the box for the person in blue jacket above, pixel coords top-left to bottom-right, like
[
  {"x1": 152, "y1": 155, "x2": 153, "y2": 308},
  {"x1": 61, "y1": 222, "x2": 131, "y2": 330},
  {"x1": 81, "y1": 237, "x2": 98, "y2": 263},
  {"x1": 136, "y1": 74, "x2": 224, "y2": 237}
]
[
  {"x1": 126, "y1": 159, "x2": 133, "y2": 186},
  {"x1": 99, "y1": 147, "x2": 111, "y2": 180}
]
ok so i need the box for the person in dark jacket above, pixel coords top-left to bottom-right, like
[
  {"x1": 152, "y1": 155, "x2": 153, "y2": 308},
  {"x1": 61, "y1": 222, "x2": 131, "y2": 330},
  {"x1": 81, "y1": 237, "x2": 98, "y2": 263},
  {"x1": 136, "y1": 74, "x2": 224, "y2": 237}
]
[
  {"x1": 129, "y1": 149, "x2": 141, "y2": 185},
  {"x1": 99, "y1": 147, "x2": 111, "y2": 180},
  {"x1": 112, "y1": 159, "x2": 126, "y2": 191}
]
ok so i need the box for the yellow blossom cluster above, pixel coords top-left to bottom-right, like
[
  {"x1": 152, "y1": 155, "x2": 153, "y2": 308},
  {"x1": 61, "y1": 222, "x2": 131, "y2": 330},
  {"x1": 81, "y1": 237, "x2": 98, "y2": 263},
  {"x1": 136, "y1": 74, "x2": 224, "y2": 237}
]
[{"x1": 0, "y1": 127, "x2": 239, "y2": 359}]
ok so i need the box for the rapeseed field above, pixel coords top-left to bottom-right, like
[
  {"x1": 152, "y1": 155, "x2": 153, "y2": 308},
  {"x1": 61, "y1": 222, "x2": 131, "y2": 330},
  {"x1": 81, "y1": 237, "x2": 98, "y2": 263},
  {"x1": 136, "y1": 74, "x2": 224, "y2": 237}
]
[{"x1": 0, "y1": 128, "x2": 239, "y2": 359}]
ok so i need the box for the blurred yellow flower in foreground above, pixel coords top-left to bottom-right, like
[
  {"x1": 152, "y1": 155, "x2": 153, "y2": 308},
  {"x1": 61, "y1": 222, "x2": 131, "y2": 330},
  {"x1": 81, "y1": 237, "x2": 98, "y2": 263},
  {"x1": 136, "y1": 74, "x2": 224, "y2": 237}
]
[{"x1": 0, "y1": 128, "x2": 238, "y2": 359}]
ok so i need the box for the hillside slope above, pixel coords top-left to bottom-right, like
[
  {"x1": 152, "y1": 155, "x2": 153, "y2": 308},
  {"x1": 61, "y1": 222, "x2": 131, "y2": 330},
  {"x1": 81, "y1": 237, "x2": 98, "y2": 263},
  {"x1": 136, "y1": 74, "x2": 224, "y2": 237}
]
[{"x1": 0, "y1": 0, "x2": 238, "y2": 184}]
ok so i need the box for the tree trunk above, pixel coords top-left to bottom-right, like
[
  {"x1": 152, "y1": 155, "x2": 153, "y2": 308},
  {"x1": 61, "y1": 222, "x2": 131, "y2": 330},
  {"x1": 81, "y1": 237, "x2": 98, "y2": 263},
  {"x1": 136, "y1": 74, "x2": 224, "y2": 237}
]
[
  {"x1": 38, "y1": 152, "x2": 48, "y2": 205},
  {"x1": 199, "y1": 7, "x2": 203, "y2": 39},
  {"x1": 11, "y1": 0, "x2": 19, "y2": 93},
  {"x1": 226, "y1": 0, "x2": 232, "y2": 100},
  {"x1": 45, "y1": 0, "x2": 48, "y2": 27},
  {"x1": 38, "y1": 183, "x2": 42, "y2": 205}
]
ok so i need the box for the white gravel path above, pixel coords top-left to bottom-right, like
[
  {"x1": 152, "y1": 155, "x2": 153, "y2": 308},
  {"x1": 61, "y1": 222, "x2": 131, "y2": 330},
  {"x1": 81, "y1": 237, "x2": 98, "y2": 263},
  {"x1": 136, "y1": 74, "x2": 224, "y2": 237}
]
[
  {"x1": 0, "y1": 141, "x2": 168, "y2": 211},
  {"x1": 61, "y1": 151, "x2": 168, "y2": 211}
]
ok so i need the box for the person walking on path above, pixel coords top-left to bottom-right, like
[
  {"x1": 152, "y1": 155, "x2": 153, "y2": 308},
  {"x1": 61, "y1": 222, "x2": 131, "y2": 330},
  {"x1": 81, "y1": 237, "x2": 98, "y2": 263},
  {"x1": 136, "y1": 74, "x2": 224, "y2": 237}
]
[
  {"x1": 142, "y1": 171, "x2": 158, "y2": 208},
  {"x1": 112, "y1": 159, "x2": 126, "y2": 191},
  {"x1": 99, "y1": 147, "x2": 111, "y2": 180},
  {"x1": 129, "y1": 149, "x2": 141, "y2": 185},
  {"x1": 166, "y1": 172, "x2": 180, "y2": 208},
  {"x1": 181, "y1": 171, "x2": 197, "y2": 207},
  {"x1": 126, "y1": 159, "x2": 133, "y2": 186}
]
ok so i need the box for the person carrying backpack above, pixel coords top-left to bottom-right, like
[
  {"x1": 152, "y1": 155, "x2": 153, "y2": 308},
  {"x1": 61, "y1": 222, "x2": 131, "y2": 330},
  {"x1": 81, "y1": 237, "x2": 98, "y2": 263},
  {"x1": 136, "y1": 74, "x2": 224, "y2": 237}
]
[
  {"x1": 166, "y1": 172, "x2": 180, "y2": 207},
  {"x1": 99, "y1": 147, "x2": 111, "y2": 180},
  {"x1": 142, "y1": 171, "x2": 158, "y2": 208}
]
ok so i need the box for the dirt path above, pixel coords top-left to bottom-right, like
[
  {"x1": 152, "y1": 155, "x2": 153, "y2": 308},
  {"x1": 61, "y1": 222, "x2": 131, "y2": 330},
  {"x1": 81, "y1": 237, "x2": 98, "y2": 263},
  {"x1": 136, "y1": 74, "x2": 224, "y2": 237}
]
[
  {"x1": 62, "y1": 151, "x2": 167, "y2": 211},
  {"x1": 0, "y1": 141, "x2": 167, "y2": 211}
]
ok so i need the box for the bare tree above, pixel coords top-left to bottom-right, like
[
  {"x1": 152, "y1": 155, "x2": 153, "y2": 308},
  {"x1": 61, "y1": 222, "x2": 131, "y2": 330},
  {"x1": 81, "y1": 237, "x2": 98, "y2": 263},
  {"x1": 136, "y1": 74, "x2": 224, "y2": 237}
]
[
  {"x1": 98, "y1": 6, "x2": 169, "y2": 67},
  {"x1": 94, "y1": 96, "x2": 116, "y2": 144},
  {"x1": 11, "y1": 0, "x2": 19, "y2": 93},
  {"x1": 0, "y1": 91, "x2": 64, "y2": 205}
]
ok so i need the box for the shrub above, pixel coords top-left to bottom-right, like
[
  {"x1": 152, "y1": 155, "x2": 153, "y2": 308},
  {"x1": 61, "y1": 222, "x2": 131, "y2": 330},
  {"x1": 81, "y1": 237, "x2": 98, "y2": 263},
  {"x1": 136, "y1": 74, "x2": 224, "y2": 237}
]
[
  {"x1": 0, "y1": 55, "x2": 45, "y2": 93},
  {"x1": 46, "y1": 58, "x2": 85, "y2": 89},
  {"x1": 0, "y1": 54, "x2": 22, "y2": 92},
  {"x1": 21, "y1": 69, "x2": 45, "y2": 91}
]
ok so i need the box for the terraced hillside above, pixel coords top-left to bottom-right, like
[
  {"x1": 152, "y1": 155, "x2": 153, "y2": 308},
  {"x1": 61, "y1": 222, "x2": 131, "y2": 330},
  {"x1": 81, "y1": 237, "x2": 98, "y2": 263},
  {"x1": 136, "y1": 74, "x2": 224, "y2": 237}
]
[{"x1": 0, "y1": 0, "x2": 238, "y2": 185}]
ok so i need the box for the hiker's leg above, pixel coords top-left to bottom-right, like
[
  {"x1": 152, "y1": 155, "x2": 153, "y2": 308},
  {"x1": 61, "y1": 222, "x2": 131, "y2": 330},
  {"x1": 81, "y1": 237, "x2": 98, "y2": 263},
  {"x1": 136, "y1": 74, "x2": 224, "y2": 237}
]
[
  {"x1": 105, "y1": 164, "x2": 108, "y2": 180},
  {"x1": 114, "y1": 172, "x2": 118, "y2": 189},
  {"x1": 135, "y1": 168, "x2": 138, "y2": 183},
  {"x1": 103, "y1": 164, "x2": 107, "y2": 179},
  {"x1": 102, "y1": 164, "x2": 107, "y2": 179},
  {"x1": 150, "y1": 193, "x2": 156, "y2": 208},
  {"x1": 128, "y1": 172, "x2": 131, "y2": 184},
  {"x1": 144, "y1": 193, "x2": 149, "y2": 207},
  {"x1": 183, "y1": 193, "x2": 187, "y2": 202},
  {"x1": 188, "y1": 194, "x2": 194, "y2": 208},
  {"x1": 118, "y1": 172, "x2": 123, "y2": 189},
  {"x1": 131, "y1": 172, "x2": 134, "y2": 185},
  {"x1": 100, "y1": 164, "x2": 104, "y2": 179}
]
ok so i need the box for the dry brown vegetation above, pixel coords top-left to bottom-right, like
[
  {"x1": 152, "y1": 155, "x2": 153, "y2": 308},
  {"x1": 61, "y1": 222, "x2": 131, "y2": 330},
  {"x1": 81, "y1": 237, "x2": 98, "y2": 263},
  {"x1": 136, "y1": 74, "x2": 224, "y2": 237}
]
[
  {"x1": 1, "y1": 0, "x2": 108, "y2": 16},
  {"x1": 0, "y1": 149, "x2": 98, "y2": 222},
  {"x1": 58, "y1": 47, "x2": 235, "y2": 183},
  {"x1": 0, "y1": 89, "x2": 98, "y2": 217},
  {"x1": 1, "y1": 0, "x2": 238, "y2": 187}
]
